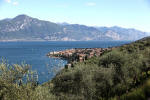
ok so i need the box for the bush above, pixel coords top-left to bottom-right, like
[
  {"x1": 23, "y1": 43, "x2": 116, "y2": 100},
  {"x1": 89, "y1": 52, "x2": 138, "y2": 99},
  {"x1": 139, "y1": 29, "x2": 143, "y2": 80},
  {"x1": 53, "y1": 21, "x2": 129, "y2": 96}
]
[{"x1": 0, "y1": 60, "x2": 56, "y2": 100}]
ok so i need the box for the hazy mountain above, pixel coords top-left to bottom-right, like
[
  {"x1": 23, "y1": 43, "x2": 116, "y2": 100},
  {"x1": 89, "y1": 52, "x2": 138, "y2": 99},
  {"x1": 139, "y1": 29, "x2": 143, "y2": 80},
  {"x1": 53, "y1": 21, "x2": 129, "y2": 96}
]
[
  {"x1": 57, "y1": 22, "x2": 70, "y2": 26},
  {"x1": 96, "y1": 26, "x2": 148, "y2": 40},
  {"x1": 0, "y1": 15, "x2": 149, "y2": 41}
]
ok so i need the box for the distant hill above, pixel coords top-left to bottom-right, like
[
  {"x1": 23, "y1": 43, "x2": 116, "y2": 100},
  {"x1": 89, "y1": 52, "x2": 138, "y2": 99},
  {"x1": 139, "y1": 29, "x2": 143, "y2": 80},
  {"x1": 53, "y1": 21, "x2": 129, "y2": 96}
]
[{"x1": 0, "y1": 14, "x2": 149, "y2": 41}]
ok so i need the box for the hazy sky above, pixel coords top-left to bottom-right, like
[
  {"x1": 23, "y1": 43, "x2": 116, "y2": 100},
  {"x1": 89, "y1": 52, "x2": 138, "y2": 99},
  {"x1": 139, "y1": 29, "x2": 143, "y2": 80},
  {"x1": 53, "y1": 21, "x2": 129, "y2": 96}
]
[{"x1": 0, "y1": 0, "x2": 150, "y2": 32}]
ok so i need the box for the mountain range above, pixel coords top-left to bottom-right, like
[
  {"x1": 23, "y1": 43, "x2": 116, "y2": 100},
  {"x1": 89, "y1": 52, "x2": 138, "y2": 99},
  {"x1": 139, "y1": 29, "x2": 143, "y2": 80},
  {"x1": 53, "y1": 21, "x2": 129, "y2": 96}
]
[{"x1": 0, "y1": 14, "x2": 149, "y2": 41}]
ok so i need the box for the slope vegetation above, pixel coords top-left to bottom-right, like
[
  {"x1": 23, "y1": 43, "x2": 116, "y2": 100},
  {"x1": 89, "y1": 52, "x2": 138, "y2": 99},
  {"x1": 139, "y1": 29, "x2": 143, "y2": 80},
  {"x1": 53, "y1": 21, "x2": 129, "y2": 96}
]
[
  {"x1": 51, "y1": 37, "x2": 150, "y2": 100},
  {"x1": 0, "y1": 37, "x2": 150, "y2": 100}
]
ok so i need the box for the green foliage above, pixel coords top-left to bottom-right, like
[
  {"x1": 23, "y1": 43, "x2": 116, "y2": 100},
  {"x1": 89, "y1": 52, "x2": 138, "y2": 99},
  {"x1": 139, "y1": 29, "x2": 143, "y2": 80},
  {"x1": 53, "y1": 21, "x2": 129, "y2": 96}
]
[
  {"x1": 0, "y1": 37, "x2": 150, "y2": 100},
  {"x1": 0, "y1": 60, "x2": 56, "y2": 100},
  {"x1": 52, "y1": 64, "x2": 97, "y2": 100},
  {"x1": 99, "y1": 50, "x2": 126, "y2": 68},
  {"x1": 116, "y1": 79, "x2": 150, "y2": 100},
  {"x1": 51, "y1": 37, "x2": 150, "y2": 100}
]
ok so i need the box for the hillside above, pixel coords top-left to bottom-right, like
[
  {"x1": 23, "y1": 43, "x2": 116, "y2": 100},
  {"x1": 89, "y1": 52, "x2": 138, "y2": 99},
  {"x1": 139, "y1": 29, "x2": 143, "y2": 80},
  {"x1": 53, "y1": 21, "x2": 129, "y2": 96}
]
[
  {"x1": 0, "y1": 37, "x2": 150, "y2": 100},
  {"x1": 50, "y1": 36, "x2": 150, "y2": 100},
  {"x1": 0, "y1": 15, "x2": 149, "y2": 41}
]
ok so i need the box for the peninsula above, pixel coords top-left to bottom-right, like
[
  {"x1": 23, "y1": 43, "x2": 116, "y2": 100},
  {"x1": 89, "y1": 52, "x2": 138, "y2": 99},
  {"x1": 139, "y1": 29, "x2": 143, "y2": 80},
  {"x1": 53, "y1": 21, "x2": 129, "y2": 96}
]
[{"x1": 47, "y1": 48, "x2": 112, "y2": 68}]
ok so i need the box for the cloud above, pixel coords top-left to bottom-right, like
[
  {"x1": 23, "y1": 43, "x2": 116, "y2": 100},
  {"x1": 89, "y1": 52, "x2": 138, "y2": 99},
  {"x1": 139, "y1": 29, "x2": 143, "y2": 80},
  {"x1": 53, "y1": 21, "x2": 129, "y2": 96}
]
[
  {"x1": 4, "y1": 0, "x2": 19, "y2": 6},
  {"x1": 86, "y1": 2, "x2": 96, "y2": 6},
  {"x1": 5, "y1": 0, "x2": 11, "y2": 3},
  {"x1": 13, "y1": 1, "x2": 18, "y2": 5}
]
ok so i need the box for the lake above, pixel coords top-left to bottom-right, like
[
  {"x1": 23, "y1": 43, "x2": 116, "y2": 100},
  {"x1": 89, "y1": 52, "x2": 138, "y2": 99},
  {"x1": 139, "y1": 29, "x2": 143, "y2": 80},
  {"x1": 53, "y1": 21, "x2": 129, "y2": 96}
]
[{"x1": 0, "y1": 41, "x2": 131, "y2": 83}]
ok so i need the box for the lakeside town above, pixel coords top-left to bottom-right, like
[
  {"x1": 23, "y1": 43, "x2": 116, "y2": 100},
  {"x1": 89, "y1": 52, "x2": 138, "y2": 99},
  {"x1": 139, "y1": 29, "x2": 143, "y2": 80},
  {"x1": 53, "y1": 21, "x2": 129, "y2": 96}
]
[{"x1": 47, "y1": 48, "x2": 112, "y2": 68}]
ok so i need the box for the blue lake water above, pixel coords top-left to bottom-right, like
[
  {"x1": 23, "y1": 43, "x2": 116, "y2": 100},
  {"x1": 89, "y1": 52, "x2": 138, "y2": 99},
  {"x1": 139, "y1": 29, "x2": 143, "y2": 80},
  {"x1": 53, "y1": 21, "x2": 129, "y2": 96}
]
[{"x1": 0, "y1": 41, "x2": 131, "y2": 83}]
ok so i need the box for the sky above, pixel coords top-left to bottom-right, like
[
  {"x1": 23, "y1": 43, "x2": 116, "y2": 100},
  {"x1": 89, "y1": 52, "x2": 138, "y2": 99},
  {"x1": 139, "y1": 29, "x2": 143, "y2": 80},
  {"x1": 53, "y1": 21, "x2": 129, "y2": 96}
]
[{"x1": 0, "y1": 0, "x2": 150, "y2": 32}]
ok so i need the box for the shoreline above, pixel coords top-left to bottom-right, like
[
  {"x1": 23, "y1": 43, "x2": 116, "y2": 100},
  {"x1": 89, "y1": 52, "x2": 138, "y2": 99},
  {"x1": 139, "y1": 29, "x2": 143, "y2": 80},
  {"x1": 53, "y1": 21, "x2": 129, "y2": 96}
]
[
  {"x1": 0, "y1": 39, "x2": 132, "y2": 42},
  {"x1": 47, "y1": 48, "x2": 112, "y2": 68}
]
